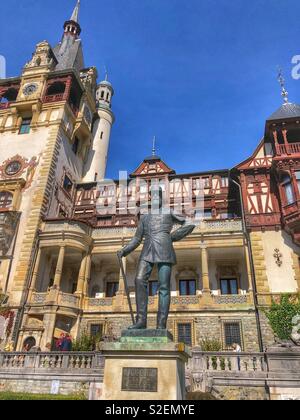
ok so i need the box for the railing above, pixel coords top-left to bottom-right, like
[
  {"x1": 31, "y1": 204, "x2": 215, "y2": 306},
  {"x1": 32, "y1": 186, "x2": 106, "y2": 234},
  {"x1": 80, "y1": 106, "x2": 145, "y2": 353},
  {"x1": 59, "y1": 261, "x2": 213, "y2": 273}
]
[
  {"x1": 276, "y1": 143, "x2": 300, "y2": 155},
  {"x1": 213, "y1": 294, "x2": 249, "y2": 305},
  {"x1": 30, "y1": 290, "x2": 80, "y2": 310},
  {"x1": 31, "y1": 292, "x2": 47, "y2": 305},
  {"x1": 0, "y1": 352, "x2": 105, "y2": 371},
  {"x1": 43, "y1": 94, "x2": 65, "y2": 103},
  {"x1": 0, "y1": 102, "x2": 9, "y2": 110},
  {"x1": 188, "y1": 352, "x2": 266, "y2": 373}
]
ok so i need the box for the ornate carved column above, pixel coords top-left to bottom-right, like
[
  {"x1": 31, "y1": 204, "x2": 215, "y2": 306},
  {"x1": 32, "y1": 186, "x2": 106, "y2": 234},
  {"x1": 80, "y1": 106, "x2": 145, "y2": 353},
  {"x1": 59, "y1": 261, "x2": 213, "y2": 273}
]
[
  {"x1": 28, "y1": 247, "x2": 42, "y2": 299},
  {"x1": 75, "y1": 253, "x2": 87, "y2": 295},
  {"x1": 244, "y1": 245, "x2": 253, "y2": 293},
  {"x1": 201, "y1": 245, "x2": 210, "y2": 293},
  {"x1": 53, "y1": 245, "x2": 66, "y2": 289},
  {"x1": 83, "y1": 253, "x2": 92, "y2": 297}
]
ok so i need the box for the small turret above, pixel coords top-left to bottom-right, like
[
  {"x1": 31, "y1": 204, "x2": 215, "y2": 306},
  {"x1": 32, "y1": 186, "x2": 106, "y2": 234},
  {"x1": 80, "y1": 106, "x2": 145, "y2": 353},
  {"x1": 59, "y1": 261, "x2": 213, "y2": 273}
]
[
  {"x1": 96, "y1": 75, "x2": 114, "y2": 109},
  {"x1": 83, "y1": 74, "x2": 115, "y2": 182}
]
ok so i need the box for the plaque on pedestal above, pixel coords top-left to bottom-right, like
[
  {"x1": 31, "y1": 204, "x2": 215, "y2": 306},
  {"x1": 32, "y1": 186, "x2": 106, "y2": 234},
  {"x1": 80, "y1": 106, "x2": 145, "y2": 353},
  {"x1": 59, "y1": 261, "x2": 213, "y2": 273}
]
[{"x1": 99, "y1": 330, "x2": 190, "y2": 401}]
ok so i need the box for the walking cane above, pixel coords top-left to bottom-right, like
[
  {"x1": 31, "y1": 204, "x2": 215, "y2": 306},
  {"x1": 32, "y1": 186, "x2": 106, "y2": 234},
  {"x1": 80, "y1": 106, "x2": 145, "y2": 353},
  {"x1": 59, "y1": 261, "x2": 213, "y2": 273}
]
[{"x1": 118, "y1": 254, "x2": 135, "y2": 325}]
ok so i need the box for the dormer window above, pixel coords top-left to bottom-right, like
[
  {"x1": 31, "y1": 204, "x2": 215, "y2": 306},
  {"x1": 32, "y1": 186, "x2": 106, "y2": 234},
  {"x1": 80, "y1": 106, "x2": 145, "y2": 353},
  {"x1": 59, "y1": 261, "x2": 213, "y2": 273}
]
[
  {"x1": 63, "y1": 175, "x2": 73, "y2": 194},
  {"x1": 19, "y1": 118, "x2": 31, "y2": 135}
]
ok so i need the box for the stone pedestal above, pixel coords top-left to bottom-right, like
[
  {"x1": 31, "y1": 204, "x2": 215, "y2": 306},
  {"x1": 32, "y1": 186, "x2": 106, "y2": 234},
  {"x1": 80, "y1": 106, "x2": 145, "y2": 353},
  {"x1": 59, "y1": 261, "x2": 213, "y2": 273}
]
[{"x1": 100, "y1": 330, "x2": 191, "y2": 401}]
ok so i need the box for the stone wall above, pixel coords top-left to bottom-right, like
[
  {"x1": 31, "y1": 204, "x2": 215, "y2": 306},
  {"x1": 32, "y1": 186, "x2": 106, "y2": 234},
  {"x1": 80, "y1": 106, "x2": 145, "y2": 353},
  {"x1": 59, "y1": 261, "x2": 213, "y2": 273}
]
[
  {"x1": 212, "y1": 385, "x2": 268, "y2": 400},
  {"x1": 0, "y1": 377, "x2": 90, "y2": 397},
  {"x1": 80, "y1": 313, "x2": 261, "y2": 352}
]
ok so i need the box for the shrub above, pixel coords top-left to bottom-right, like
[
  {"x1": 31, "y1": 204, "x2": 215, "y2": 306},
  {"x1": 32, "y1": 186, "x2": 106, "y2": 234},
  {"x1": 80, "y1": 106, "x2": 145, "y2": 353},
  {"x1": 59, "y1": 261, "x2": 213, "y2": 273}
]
[
  {"x1": 199, "y1": 337, "x2": 222, "y2": 352},
  {"x1": 72, "y1": 330, "x2": 102, "y2": 352},
  {"x1": 264, "y1": 294, "x2": 300, "y2": 340}
]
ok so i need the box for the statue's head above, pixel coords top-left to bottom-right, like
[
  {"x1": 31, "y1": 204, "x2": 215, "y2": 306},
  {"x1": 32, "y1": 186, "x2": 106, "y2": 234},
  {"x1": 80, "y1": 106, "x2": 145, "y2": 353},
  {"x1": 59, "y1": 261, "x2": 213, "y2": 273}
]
[{"x1": 150, "y1": 186, "x2": 163, "y2": 210}]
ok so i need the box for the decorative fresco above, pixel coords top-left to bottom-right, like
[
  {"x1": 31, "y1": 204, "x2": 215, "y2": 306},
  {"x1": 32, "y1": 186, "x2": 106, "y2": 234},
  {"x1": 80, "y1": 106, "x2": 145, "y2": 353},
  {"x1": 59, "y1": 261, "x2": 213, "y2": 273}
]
[{"x1": 0, "y1": 154, "x2": 40, "y2": 190}]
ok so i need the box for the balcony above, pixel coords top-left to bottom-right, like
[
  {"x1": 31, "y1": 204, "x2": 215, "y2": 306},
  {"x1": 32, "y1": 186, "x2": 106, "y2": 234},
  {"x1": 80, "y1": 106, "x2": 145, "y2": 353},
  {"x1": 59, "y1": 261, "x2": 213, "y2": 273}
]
[
  {"x1": 43, "y1": 94, "x2": 65, "y2": 103},
  {"x1": 30, "y1": 290, "x2": 80, "y2": 311},
  {"x1": 275, "y1": 142, "x2": 300, "y2": 156},
  {"x1": 0, "y1": 102, "x2": 10, "y2": 110}
]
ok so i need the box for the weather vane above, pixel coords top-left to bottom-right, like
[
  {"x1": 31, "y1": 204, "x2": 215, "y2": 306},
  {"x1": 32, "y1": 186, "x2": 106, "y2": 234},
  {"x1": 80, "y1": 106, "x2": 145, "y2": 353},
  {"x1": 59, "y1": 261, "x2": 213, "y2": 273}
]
[
  {"x1": 277, "y1": 67, "x2": 289, "y2": 104},
  {"x1": 104, "y1": 66, "x2": 108, "y2": 81},
  {"x1": 152, "y1": 136, "x2": 156, "y2": 156}
]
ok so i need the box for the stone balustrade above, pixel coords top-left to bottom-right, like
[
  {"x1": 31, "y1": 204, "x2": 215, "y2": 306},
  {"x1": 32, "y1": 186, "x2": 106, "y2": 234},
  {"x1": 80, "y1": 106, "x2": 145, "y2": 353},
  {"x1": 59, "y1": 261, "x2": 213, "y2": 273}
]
[
  {"x1": 0, "y1": 349, "x2": 299, "y2": 399},
  {"x1": 30, "y1": 290, "x2": 80, "y2": 310},
  {"x1": 0, "y1": 351, "x2": 104, "y2": 371}
]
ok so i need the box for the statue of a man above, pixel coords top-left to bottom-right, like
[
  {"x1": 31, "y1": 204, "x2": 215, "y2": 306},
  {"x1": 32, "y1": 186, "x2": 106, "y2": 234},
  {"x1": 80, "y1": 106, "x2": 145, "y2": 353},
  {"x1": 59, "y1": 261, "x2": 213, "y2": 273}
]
[{"x1": 118, "y1": 187, "x2": 195, "y2": 330}]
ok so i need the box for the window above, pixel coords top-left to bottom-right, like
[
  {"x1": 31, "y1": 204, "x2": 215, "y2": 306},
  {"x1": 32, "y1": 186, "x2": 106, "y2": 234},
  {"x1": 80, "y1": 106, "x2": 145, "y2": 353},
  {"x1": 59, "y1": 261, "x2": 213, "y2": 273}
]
[
  {"x1": 221, "y1": 177, "x2": 229, "y2": 188},
  {"x1": 149, "y1": 281, "x2": 159, "y2": 296},
  {"x1": 204, "y1": 209, "x2": 212, "y2": 219},
  {"x1": 106, "y1": 282, "x2": 119, "y2": 297},
  {"x1": 283, "y1": 175, "x2": 295, "y2": 205},
  {"x1": 0, "y1": 191, "x2": 13, "y2": 209},
  {"x1": 72, "y1": 137, "x2": 80, "y2": 155},
  {"x1": 202, "y1": 177, "x2": 210, "y2": 188},
  {"x1": 5, "y1": 161, "x2": 22, "y2": 176},
  {"x1": 179, "y1": 280, "x2": 196, "y2": 296},
  {"x1": 100, "y1": 132, "x2": 104, "y2": 139},
  {"x1": 220, "y1": 279, "x2": 238, "y2": 295},
  {"x1": 101, "y1": 91, "x2": 104, "y2": 99},
  {"x1": 90, "y1": 324, "x2": 103, "y2": 338},
  {"x1": 63, "y1": 175, "x2": 73, "y2": 194},
  {"x1": 106, "y1": 92, "x2": 110, "y2": 101},
  {"x1": 223, "y1": 322, "x2": 242, "y2": 349},
  {"x1": 91, "y1": 286, "x2": 100, "y2": 298},
  {"x1": 19, "y1": 118, "x2": 31, "y2": 135},
  {"x1": 296, "y1": 171, "x2": 300, "y2": 194},
  {"x1": 177, "y1": 323, "x2": 192, "y2": 346}
]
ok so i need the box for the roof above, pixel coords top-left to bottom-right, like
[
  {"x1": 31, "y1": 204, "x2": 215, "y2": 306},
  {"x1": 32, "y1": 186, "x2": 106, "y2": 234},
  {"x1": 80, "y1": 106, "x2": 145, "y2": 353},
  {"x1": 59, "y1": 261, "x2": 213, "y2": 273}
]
[
  {"x1": 53, "y1": 38, "x2": 84, "y2": 72},
  {"x1": 267, "y1": 102, "x2": 300, "y2": 121}
]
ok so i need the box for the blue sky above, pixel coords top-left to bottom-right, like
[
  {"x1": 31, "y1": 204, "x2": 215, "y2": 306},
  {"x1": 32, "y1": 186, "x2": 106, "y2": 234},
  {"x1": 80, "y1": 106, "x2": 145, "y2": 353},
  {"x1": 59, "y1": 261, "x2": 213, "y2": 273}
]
[{"x1": 1, "y1": 0, "x2": 300, "y2": 178}]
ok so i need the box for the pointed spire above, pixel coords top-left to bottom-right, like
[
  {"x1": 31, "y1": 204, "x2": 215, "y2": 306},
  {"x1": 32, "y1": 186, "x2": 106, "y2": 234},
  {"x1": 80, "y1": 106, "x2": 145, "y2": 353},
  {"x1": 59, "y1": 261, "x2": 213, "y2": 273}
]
[
  {"x1": 104, "y1": 66, "x2": 109, "y2": 81},
  {"x1": 277, "y1": 67, "x2": 289, "y2": 105},
  {"x1": 70, "y1": 0, "x2": 80, "y2": 23},
  {"x1": 152, "y1": 136, "x2": 156, "y2": 156}
]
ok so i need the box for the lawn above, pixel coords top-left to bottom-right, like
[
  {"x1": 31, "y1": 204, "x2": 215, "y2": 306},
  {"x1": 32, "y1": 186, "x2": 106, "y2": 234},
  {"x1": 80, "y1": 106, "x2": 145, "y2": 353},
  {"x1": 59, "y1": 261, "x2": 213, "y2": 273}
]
[{"x1": 0, "y1": 392, "x2": 87, "y2": 400}]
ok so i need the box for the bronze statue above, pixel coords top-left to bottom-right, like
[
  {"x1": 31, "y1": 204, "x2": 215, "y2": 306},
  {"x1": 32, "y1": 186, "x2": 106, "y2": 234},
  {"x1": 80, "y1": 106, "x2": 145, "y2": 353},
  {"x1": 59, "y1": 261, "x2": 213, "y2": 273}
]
[{"x1": 118, "y1": 187, "x2": 195, "y2": 330}]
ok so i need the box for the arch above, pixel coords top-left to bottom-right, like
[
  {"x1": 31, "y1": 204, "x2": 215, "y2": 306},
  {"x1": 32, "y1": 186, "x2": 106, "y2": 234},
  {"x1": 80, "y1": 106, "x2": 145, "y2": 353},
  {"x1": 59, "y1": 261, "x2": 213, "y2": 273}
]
[
  {"x1": 46, "y1": 81, "x2": 66, "y2": 96},
  {"x1": 23, "y1": 336, "x2": 36, "y2": 351},
  {"x1": 0, "y1": 88, "x2": 18, "y2": 103},
  {"x1": 0, "y1": 191, "x2": 13, "y2": 209}
]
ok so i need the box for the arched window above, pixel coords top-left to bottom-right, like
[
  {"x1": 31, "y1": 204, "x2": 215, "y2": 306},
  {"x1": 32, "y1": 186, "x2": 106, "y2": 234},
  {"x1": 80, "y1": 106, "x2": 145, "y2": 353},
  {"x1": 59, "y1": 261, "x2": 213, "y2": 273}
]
[
  {"x1": 46, "y1": 82, "x2": 66, "y2": 97},
  {"x1": 0, "y1": 191, "x2": 13, "y2": 209},
  {"x1": 0, "y1": 88, "x2": 18, "y2": 103},
  {"x1": 282, "y1": 175, "x2": 295, "y2": 205},
  {"x1": 101, "y1": 91, "x2": 105, "y2": 99},
  {"x1": 23, "y1": 336, "x2": 36, "y2": 352}
]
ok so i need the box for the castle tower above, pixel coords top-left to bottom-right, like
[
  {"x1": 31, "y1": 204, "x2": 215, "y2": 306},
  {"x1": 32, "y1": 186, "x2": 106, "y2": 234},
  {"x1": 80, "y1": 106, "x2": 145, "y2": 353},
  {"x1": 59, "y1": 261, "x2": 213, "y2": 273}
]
[
  {"x1": 83, "y1": 75, "x2": 115, "y2": 182},
  {"x1": 0, "y1": 0, "x2": 99, "y2": 347}
]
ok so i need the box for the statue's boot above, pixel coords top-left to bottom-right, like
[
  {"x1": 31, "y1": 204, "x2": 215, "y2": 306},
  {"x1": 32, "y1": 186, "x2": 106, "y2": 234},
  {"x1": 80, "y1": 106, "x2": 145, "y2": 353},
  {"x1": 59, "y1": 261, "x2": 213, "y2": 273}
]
[
  {"x1": 128, "y1": 275, "x2": 148, "y2": 330},
  {"x1": 128, "y1": 320, "x2": 147, "y2": 330},
  {"x1": 156, "y1": 311, "x2": 167, "y2": 330}
]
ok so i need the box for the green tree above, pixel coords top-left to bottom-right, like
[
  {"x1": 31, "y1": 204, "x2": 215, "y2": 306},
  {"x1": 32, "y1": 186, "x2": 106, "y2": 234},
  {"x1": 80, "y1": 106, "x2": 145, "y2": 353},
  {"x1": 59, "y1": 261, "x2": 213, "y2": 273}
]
[{"x1": 265, "y1": 294, "x2": 300, "y2": 340}]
